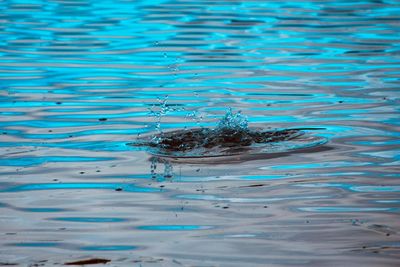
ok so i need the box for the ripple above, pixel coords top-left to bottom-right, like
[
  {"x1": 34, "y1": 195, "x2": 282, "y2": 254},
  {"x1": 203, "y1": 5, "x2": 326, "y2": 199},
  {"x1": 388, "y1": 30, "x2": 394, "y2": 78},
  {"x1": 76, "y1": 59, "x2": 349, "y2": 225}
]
[
  {"x1": 298, "y1": 207, "x2": 399, "y2": 213},
  {"x1": 295, "y1": 183, "x2": 400, "y2": 193},
  {"x1": 1, "y1": 183, "x2": 160, "y2": 193},
  {"x1": 49, "y1": 217, "x2": 128, "y2": 223},
  {"x1": 137, "y1": 225, "x2": 213, "y2": 231},
  {"x1": 10, "y1": 242, "x2": 60, "y2": 248},
  {"x1": 0, "y1": 202, "x2": 70, "y2": 213},
  {"x1": 0, "y1": 156, "x2": 115, "y2": 167},
  {"x1": 1, "y1": 0, "x2": 399, "y2": 265},
  {"x1": 176, "y1": 194, "x2": 330, "y2": 203},
  {"x1": 79, "y1": 245, "x2": 137, "y2": 251}
]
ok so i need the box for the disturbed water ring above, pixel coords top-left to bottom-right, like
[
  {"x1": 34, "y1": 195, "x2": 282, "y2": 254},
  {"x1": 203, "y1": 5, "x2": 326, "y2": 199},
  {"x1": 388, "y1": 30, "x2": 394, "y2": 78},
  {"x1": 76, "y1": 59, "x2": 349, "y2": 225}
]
[{"x1": 129, "y1": 127, "x2": 328, "y2": 163}]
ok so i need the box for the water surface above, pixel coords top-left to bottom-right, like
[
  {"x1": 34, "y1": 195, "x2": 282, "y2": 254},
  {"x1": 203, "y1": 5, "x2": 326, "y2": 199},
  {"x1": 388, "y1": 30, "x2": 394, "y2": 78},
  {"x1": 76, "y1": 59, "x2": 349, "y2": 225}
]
[{"x1": 1, "y1": 0, "x2": 399, "y2": 266}]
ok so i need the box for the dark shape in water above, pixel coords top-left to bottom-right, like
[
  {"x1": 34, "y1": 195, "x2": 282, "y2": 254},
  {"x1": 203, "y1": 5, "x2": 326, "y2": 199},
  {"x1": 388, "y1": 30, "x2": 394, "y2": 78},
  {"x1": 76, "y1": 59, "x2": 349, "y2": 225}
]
[
  {"x1": 64, "y1": 258, "x2": 111, "y2": 265},
  {"x1": 152, "y1": 127, "x2": 302, "y2": 151},
  {"x1": 130, "y1": 110, "x2": 327, "y2": 161}
]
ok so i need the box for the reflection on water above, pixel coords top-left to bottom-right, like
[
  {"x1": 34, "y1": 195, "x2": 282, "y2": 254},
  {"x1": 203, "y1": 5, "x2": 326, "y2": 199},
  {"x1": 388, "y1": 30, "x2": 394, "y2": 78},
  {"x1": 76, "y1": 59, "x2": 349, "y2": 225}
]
[
  {"x1": 1, "y1": 182, "x2": 159, "y2": 192},
  {"x1": 1, "y1": 0, "x2": 399, "y2": 266}
]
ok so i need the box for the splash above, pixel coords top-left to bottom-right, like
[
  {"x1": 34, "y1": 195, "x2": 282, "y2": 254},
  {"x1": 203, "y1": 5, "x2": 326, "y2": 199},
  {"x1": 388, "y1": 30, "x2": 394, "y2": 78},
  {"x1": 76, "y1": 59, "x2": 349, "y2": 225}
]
[
  {"x1": 147, "y1": 95, "x2": 184, "y2": 144},
  {"x1": 130, "y1": 109, "x2": 327, "y2": 160},
  {"x1": 216, "y1": 108, "x2": 248, "y2": 132}
]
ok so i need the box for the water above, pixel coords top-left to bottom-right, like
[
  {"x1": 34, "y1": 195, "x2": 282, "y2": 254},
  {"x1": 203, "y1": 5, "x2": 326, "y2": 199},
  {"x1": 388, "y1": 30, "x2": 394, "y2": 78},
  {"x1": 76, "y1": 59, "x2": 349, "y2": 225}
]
[
  {"x1": 1, "y1": 0, "x2": 399, "y2": 266},
  {"x1": 131, "y1": 109, "x2": 327, "y2": 161}
]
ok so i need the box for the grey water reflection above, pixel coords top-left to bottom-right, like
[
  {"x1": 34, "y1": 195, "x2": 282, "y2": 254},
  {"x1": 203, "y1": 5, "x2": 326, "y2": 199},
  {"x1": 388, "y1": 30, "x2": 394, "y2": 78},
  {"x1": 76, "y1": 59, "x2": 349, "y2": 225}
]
[{"x1": 1, "y1": 0, "x2": 399, "y2": 266}]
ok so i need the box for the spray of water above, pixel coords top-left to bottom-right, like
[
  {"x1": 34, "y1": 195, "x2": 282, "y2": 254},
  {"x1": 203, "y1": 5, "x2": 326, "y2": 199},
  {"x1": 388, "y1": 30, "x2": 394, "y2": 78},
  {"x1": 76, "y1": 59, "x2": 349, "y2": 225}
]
[
  {"x1": 216, "y1": 108, "x2": 248, "y2": 132},
  {"x1": 143, "y1": 104, "x2": 304, "y2": 154},
  {"x1": 131, "y1": 99, "x2": 327, "y2": 160},
  {"x1": 147, "y1": 96, "x2": 185, "y2": 143}
]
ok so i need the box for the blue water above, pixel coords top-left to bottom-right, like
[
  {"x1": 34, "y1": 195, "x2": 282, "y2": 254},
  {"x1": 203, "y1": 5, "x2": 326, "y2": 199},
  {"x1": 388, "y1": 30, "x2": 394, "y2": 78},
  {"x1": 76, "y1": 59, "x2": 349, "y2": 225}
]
[{"x1": 1, "y1": 0, "x2": 399, "y2": 266}]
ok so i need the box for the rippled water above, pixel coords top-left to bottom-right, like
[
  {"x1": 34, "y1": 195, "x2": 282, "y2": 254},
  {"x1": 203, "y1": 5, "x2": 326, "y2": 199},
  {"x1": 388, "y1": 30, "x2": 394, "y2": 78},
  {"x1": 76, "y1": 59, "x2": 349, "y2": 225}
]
[{"x1": 1, "y1": 0, "x2": 400, "y2": 266}]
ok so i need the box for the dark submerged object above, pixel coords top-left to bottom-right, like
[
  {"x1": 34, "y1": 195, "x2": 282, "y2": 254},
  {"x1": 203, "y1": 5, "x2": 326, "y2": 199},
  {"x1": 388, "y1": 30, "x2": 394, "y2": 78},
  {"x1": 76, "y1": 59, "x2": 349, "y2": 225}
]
[
  {"x1": 152, "y1": 127, "x2": 302, "y2": 152},
  {"x1": 130, "y1": 110, "x2": 327, "y2": 161},
  {"x1": 132, "y1": 127, "x2": 327, "y2": 161},
  {"x1": 65, "y1": 258, "x2": 111, "y2": 265}
]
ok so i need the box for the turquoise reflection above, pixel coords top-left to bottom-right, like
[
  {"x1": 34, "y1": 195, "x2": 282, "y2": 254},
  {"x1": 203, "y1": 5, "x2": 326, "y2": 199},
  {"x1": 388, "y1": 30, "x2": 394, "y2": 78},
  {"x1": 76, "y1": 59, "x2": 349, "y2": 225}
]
[
  {"x1": 51, "y1": 217, "x2": 127, "y2": 223},
  {"x1": 48, "y1": 111, "x2": 150, "y2": 119},
  {"x1": 375, "y1": 200, "x2": 400, "y2": 204},
  {"x1": 296, "y1": 183, "x2": 400, "y2": 193},
  {"x1": 241, "y1": 174, "x2": 293, "y2": 180},
  {"x1": 351, "y1": 185, "x2": 400, "y2": 193},
  {"x1": 17, "y1": 128, "x2": 144, "y2": 139},
  {"x1": 268, "y1": 161, "x2": 369, "y2": 170},
  {"x1": 176, "y1": 194, "x2": 328, "y2": 203},
  {"x1": 176, "y1": 174, "x2": 288, "y2": 182},
  {"x1": 0, "y1": 141, "x2": 135, "y2": 152},
  {"x1": 2, "y1": 183, "x2": 159, "y2": 193},
  {"x1": 138, "y1": 225, "x2": 213, "y2": 231},
  {"x1": 22, "y1": 207, "x2": 69, "y2": 212},
  {"x1": 0, "y1": 202, "x2": 68, "y2": 213},
  {"x1": 80, "y1": 245, "x2": 137, "y2": 251},
  {"x1": 0, "y1": 156, "x2": 115, "y2": 167},
  {"x1": 298, "y1": 207, "x2": 399, "y2": 213}
]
